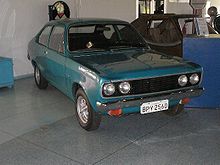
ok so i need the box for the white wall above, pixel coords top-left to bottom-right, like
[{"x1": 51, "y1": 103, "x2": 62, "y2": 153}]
[
  {"x1": 78, "y1": 0, "x2": 137, "y2": 23},
  {"x1": 0, "y1": 0, "x2": 78, "y2": 77},
  {"x1": 165, "y1": 0, "x2": 210, "y2": 16},
  {"x1": 165, "y1": 0, "x2": 193, "y2": 14},
  {"x1": 0, "y1": 0, "x2": 136, "y2": 77}
]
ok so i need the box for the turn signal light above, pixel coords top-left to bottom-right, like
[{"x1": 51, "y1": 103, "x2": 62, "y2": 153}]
[
  {"x1": 108, "y1": 109, "x2": 122, "y2": 116},
  {"x1": 180, "y1": 98, "x2": 190, "y2": 105}
]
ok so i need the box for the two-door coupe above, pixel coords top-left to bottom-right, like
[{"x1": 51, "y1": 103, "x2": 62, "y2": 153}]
[
  {"x1": 28, "y1": 18, "x2": 203, "y2": 131},
  {"x1": 131, "y1": 14, "x2": 217, "y2": 57}
]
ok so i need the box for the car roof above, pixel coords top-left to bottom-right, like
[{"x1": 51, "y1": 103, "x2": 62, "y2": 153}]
[{"x1": 46, "y1": 18, "x2": 129, "y2": 27}]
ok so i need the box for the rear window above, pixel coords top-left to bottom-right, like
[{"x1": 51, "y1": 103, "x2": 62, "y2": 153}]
[
  {"x1": 38, "y1": 26, "x2": 52, "y2": 46},
  {"x1": 49, "y1": 26, "x2": 65, "y2": 53}
]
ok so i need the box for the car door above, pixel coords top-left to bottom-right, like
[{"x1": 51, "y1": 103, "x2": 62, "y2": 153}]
[
  {"x1": 36, "y1": 26, "x2": 52, "y2": 76},
  {"x1": 46, "y1": 25, "x2": 67, "y2": 93}
]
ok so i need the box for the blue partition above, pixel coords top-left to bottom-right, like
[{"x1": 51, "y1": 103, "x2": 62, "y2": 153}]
[
  {"x1": 183, "y1": 34, "x2": 220, "y2": 108},
  {"x1": 0, "y1": 57, "x2": 14, "y2": 88}
]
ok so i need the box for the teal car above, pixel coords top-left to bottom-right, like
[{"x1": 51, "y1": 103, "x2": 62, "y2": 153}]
[{"x1": 28, "y1": 18, "x2": 203, "y2": 131}]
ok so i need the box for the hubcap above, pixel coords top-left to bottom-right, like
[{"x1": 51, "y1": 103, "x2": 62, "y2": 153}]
[
  {"x1": 35, "y1": 67, "x2": 40, "y2": 85},
  {"x1": 77, "y1": 96, "x2": 89, "y2": 124}
]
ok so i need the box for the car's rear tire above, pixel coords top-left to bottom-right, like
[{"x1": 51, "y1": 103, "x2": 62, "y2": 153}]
[
  {"x1": 164, "y1": 104, "x2": 184, "y2": 116},
  {"x1": 34, "y1": 65, "x2": 48, "y2": 89},
  {"x1": 75, "y1": 88, "x2": 101, "y2": 131}
]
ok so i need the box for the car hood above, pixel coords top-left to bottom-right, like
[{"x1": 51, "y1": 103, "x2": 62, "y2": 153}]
[{"x1": 72, "y1": 49, "x2": 200, "y2": 80}]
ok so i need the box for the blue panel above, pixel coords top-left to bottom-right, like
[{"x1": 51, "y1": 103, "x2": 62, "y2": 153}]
[
  {"x1": 0, "y1": 57, "x2": 14, "y2": 88},
  {"x1": 183, "y1": 34, "x2": 220, "y2": 108}
]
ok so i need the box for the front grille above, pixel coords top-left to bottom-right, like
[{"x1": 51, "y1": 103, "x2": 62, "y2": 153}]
[
  {"x1": 130, "y1": 74, "x2": 184, "y2": 95},
  {"x1": 103, "y1": 72, "x2": 201, "y2": 97}
]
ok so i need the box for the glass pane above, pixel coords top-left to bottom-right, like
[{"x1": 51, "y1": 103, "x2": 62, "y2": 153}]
[
  {"x1": 49, "y1": 27, "x2": 65, "y2": 53},
  {"x1": 69, "y1": 26, "x2": 95, "y2": 33},
  {"x1": 146, "y1": 19, "x2": 181, "y2": 44},
  {"x1": 116, "y1": 25, "x2": 144, "y2": 45},
  {"x1": 39, "y1": 26, "x2": 52, "y2": 46},
  {"x1": 68, "y1": 24, "x2": 146, "y2": 52},
  {"x1": 178, "y1": 18, "x2": 194, "y2": 35},
  {"x1": 103, "y1": 25, "x2": 115, "y2": 39}
]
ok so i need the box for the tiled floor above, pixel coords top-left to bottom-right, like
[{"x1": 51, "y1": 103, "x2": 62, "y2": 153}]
[{"x1": 0, "y1": 78, "x2": 220, "y2": 165}]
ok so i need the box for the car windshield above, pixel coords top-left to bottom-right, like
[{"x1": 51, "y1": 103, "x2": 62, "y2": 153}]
[{"x1": 68, "y1": 24, "x2": 147, "y2": 52}]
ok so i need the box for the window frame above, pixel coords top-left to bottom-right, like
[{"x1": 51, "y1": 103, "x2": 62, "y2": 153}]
[{"x1": 37, "y1": 25, "x2": 53, "y2": 47}]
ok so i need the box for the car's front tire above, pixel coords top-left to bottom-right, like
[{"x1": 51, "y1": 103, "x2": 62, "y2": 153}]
[
  {"x1": 34, "y1": 65, "x2": 48, "y2": 89},
  {"x1": 164, "y1": 104, "x2": 184, "y2": 116},
  {"x1": 75, "y1": 88, "x2": 101, "y2": 131}
]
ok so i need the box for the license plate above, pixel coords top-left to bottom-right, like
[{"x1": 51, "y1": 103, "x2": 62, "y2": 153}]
[{"x1": 140, "y1": 100, "x2": 169, "y2": 114}]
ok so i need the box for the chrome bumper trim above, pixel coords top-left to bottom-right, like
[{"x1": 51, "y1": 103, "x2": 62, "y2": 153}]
[{"x1": 96, "y1": 88, "x2": 204, "y2": 111}]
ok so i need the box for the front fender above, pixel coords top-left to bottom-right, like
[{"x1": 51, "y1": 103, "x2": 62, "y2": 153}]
[{"x1": 66, "y1": 59, "x2": 101, "y2": 111}]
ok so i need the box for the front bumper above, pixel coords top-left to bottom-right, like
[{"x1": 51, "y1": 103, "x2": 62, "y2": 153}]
[{"x1": 96, "y1": 87, "x2": 204, "y2": 112}]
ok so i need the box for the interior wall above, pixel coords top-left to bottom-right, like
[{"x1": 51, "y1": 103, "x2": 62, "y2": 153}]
[
  {"x1": 165, "y1": 0, "x2": 193, "y2": 14},
  {"x1": 0, "y1": 0, "x2": 78, "y2": 77},
  {"x1": 78, "y1": 0, "x2": 137, "y2": 23},
  {"x1": 0, "y1": 0, "x2": 136, "y2": 77},
  {"x1": 165, "y1": 0, "x2": 211, "y2": 16}
]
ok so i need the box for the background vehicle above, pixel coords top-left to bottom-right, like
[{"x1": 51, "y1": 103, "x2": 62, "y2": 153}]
[{"x1": 131, "y1": 14, "x2": 218, "y2": 57}]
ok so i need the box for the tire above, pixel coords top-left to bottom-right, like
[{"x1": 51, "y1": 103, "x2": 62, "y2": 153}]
[
  {"x1": 75, "y1": 88, "x2": 101, "y2": 131},
  {"x1": 164, "y1": 104, "x2": 184, "y2": 116},
  {"x1": 34, "y1": 65, "x2": 48, "y2": 89}
]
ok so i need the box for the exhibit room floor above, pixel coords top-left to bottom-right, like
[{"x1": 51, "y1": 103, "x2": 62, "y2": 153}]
[{"x1": 0, "y1": 78, "x2": 220, "y2": 165}]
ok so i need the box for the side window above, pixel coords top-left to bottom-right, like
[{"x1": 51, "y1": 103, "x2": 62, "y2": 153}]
[
  {"x1": 38, "y1": 26, "x2": 52, "y2": 46},
  {"x1": 103, "y1": 25, "x2": 114, "y2": 39},
  {"x1": 49, "y1": 26, "x2": 65, "y2": 53}
]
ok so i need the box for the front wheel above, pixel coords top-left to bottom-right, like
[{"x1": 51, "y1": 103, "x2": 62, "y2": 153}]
[
  {"x1": 34, "y1": 65, "x2": 48, "y2": 89},
  {"x1": 164, "y1": 104, "x2": 184, "y2": 116},
  {"x1": 75, "y1": 88, "x2": 101, "y2": 131}
]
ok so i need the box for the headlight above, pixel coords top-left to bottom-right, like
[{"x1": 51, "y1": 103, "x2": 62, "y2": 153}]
[
  {"x1": 178, "y1": 75, "x2": 188, "y2": 87},
  {"x1": 103, "y1": 83, "x2": 115, "y2": 96},
  {"x1": 190, "y1": 73, "x2": 199, "y2": 85},
  {"x1": 119, "y1": 82, "x2": 131, "y2": 94}
]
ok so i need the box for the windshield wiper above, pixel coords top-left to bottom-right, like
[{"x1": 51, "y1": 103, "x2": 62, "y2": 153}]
[
  {"x1": 108, "y1": 45, "x2": 134, "y2": 50},
  {"x1": 109, "y1": 42, "x2": 146, "y2": 49},
  {"x1": 74, "y1": 48, "x2": 106, "y2": 53},
  {"x1": 131, "y1": 42, "x2": 147, "y2": 47}
]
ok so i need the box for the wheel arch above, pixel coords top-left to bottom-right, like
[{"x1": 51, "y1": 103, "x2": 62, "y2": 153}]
[
  {"x1": 31, "y1": 60, "x2": 37, "y2": 67},
  {"x1": 71, "y1": 81, "x2": 97, "y2": 111},
  {"x1": 72, "y1": 82, "x2": 83, "y2": 101}
]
